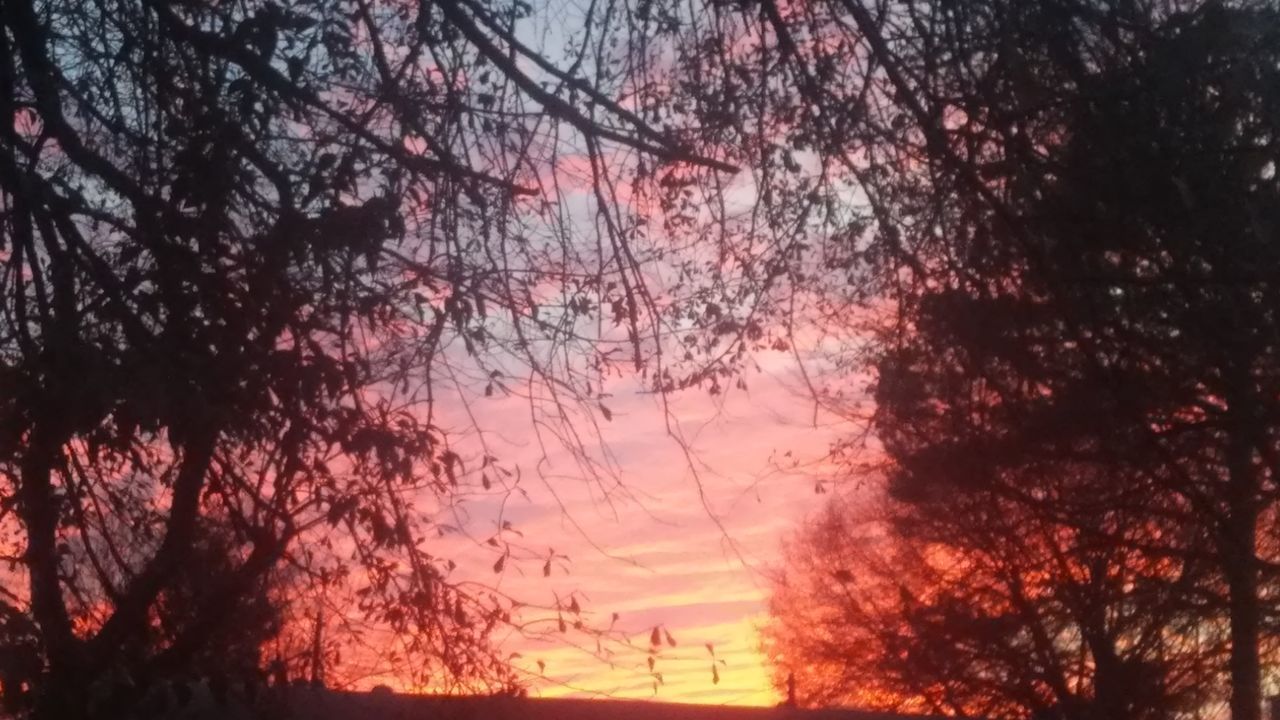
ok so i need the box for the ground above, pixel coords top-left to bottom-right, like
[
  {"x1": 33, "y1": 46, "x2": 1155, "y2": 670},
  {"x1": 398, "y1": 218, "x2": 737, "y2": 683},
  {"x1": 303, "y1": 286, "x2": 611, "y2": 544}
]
[{"x1": 281, "y1": 690, "x2": 934, "y2": 720}]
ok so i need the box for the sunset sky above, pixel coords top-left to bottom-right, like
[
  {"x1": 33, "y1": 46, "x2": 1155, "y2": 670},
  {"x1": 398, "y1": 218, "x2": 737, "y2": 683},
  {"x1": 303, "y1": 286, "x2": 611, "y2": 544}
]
[
  {"x1": 402, "y1": 16, "x2": 852, "y2": 700},
  {"x1": 435, "y1": 352, "x2": 845, "y2": 705},
  {"x1": 10, "y1": 0, "x2": 1275, "y2": 718}
]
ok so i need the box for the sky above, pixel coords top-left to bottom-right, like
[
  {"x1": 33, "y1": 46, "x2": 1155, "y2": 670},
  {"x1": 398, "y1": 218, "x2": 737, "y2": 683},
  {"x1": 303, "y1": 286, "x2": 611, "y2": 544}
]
[
  {"x1": 365, "y1": 5, "x2": 854, "y2": 702},
  {"x1": 434, "y1": 351, "x2": 846, "y2": 706}
]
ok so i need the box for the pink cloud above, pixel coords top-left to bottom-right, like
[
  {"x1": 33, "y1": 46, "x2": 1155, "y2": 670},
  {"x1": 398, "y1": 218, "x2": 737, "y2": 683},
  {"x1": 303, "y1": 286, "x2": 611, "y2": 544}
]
[{"x1": 405, "y1": 351, "x2": 844, "y2": 705}]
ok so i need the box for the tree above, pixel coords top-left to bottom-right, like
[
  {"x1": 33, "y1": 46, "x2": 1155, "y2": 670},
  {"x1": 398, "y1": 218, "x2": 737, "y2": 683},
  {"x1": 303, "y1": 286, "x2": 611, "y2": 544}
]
[
  {"x1": 765, "y1": 474, "x2": 1220, "y2": 720},
  {"x1": 752, "y1": 2, "x2": 1280, "y2": 719},
  {"x1": 0, "y1": 0, "x2": 775, "y2": 716}
]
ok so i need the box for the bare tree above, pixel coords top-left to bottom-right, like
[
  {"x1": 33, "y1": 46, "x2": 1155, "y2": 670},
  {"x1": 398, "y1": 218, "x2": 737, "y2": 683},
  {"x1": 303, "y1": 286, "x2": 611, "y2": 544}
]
[
  {"x1": 766, "y1": 473, "x2": 1223, "y2": 720},
  {"x1": 0, "y1": 0, "x2": 787, "y2": 715},
  {"x1": 745, "y1": 2, "x2": 1280, "y2": 719}
]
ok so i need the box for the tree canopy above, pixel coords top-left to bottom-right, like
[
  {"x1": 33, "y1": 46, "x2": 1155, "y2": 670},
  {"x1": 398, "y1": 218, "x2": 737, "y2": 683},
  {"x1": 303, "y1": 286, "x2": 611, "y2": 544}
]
[
  {"x1": 0, "y1": 0, "x2": 790, "y2": 715},
  {"x1": 767, "y1": 474, "x2": 1217, "y2": 719},
  {"x1": 765, "y1": 2, "x2": 1280, "y2": 719}
]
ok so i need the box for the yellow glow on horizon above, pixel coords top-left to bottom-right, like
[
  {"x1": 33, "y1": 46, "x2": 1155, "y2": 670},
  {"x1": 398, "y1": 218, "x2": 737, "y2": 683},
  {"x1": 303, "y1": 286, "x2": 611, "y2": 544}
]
[{"x1": 518, "y1": 615, "x2": 781, "y2": 707}]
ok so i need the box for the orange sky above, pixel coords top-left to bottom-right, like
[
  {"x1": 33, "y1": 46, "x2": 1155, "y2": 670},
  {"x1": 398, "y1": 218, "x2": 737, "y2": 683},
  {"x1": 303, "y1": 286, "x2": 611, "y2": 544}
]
[{"x1": 424, "y1": 351, "x2": 843, "y2": 705}]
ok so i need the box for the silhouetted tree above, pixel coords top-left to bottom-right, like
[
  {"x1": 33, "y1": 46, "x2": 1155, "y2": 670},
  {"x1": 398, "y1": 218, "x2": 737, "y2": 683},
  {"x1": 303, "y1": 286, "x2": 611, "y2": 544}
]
[
  {"x1": 755, "y1": 2, "x2": 1280, "y2": 719},
  {"x1": 766, "y1": 477, "x2": 1219, "y2": 720},
  {"x1": 0, "y1": 0, "x2": 774, "y2": 716}
]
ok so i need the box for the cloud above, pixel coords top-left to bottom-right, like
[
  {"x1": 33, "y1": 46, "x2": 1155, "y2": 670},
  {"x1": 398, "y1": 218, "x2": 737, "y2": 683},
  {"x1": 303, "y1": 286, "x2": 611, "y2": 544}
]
[{"x1": 414, "y1": 352, "x2": 842, "y2": 705}]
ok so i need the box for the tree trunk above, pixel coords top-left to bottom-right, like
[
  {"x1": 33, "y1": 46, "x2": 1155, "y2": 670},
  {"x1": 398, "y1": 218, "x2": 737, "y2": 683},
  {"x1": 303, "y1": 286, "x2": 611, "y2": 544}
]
[
  {"x1": 1225, "y1": 493, "x2": 1262, "y2": 720},
  {"x1": 1224, "y1": 376, "x2": 1263, "y2": 720},
  {"x1": 20, "y1": 431, "x2": 87, "y2": 720}
]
